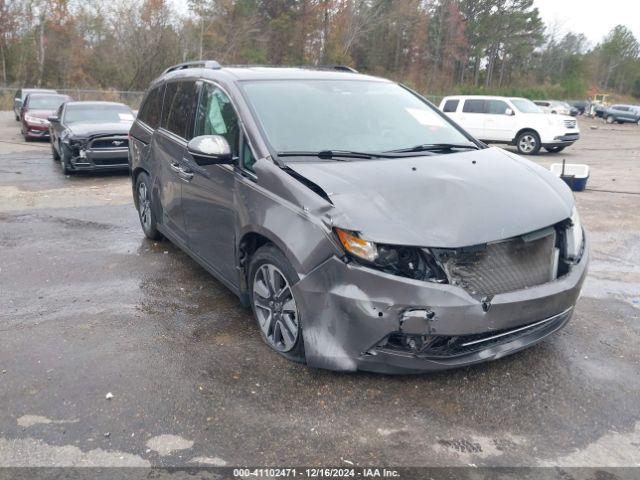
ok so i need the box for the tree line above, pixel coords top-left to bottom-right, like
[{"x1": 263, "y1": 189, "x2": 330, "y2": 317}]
[{"x1": 1, "y1": 0, "x2": 639, "y2": 100}]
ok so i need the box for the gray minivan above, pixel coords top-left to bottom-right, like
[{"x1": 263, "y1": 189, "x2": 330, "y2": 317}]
[{"x1": 128, "y1": 61, "x2": 588, "y2": 374}]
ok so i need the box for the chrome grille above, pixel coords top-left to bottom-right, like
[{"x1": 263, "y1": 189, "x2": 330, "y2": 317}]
[
  {"x1": 439, "y1": 230, "x2": 556, "y2": 297},
  {"x1": 89, "y1": 136, "x2": 129, "y2": 150},
  {"x1": 564, "y1": 119, "x2": 577, "y2": 129}
]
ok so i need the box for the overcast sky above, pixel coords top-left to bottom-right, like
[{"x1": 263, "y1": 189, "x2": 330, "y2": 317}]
[{"x1": 533, "y1": 0, "x2": 640, "y2": 46}]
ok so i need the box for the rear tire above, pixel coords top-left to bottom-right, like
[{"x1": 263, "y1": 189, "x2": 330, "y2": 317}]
[
  {"x1": 135, "y1": 172, "x2": 162, "y2": 240},
  {"x1": 516, "y1": 130, "x2": 541, "y2": 155},
  {"x1": 249, "y1": 245, "x2": 305, "y2": 364},
  {"x1": 52, "y1": 142, "x2": 60, "y2": 161},
  {"x1": 544, "y1": 146, "x2": 566, "y2": 153}
]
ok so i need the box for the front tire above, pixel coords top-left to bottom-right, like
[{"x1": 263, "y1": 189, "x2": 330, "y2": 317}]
[
  {"x1": 606, "y1": 115, "x2": 615, "y2": 124},
  {"x1": 135, "y1": 172, "x2": 162, "y2": 240},
  {"x1": 544, "y1": 146, "x2": 566, "y2": 153},
  {"x1": 60, "y1": 145, "x2": 72, "y2": 175},
  {"x1": 249, "y1": 245, "x2": 305, "y2": 364},
  {"x1": 516, "y1": 130, "x2": 541, "y2": 155},
  {"x1": 52, "y1": 142, "x2": 60, "y2": 161}
]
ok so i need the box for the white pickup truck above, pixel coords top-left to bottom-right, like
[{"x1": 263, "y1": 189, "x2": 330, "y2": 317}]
[{"x1": 439, "y1": 95, "x2": 580, "y2": 155}]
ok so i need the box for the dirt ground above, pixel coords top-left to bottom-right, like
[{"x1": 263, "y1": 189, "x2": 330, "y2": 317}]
[{"x1": 0, "y1": 111, "x2": 639, "y2": 472}]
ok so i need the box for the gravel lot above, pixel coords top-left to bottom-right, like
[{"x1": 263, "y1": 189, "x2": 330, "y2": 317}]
[{"x1": 0, "y1": 111, "x2": 639, "y2": 470}]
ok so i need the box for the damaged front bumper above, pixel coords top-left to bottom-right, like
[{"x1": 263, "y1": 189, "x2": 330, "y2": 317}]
[
  {"x1": 64, "y1": 143, "x2": 129, "y2": 172},
  {"x1": 293, "y1": 238, "x2": 588, "y2": 374}
]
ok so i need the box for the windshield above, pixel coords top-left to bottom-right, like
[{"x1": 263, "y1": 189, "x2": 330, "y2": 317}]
[
  {"x1": 64, "y1": 104, "x2": 134, "y2": 124},
  {"x1": 241, "y1": 80, "x2": 475, "y2": 155},
  {"x1": 510, "y1": 98, "x2": 543, "y2": 114},
  {"x1": 27, "y1": 95, "x2": 68, "y2": 110}
]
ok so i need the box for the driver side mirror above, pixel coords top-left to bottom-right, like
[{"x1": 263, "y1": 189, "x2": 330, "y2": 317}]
[
  {"x1": 48, "y1": 115, "x2": 59, "y2": 123},
  {"x1": 187, "y1": 135, "x2": 233, "y2": 166},
  {"x1": 505, "y1": 108, "x2": 515, "y2": 116}
]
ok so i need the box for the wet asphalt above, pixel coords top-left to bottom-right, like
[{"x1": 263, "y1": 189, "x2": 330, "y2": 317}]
[{"x1": 0, "y1": 112, "x2": 639, "y2": 469}]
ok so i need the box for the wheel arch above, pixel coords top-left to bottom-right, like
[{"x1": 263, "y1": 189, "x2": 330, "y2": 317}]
[
  {"x1": 237, "y1": 224, "x2": 328, "y2": 306},
  {"x1": 513, "y1": 127, "x2": 540, "y2": 144},
  {"x1": 131, "y1": 166, "x2": 151, "y2": 209},
  {"x1": 238, "y1": 227, "x2": 303, "y2": 287}
]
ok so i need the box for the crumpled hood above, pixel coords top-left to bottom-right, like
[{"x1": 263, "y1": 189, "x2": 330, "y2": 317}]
[
  {"x1": 287, "y1": 147, "x2": 574, "y2": 248},
  {"x1": 68, "y1": 121, "x2": 133, "y2": 138}
]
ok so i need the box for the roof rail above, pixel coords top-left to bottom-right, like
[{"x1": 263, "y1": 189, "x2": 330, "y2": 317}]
[
  {"x1": 163, "y1": 60, "x2": 221, "y2": 75},
  {"x1": 220, "y1": 63, "x2": 358, "y2": 73},
  {"x1": 331, "y1": 65, "x2": 358, "y2": 73}
]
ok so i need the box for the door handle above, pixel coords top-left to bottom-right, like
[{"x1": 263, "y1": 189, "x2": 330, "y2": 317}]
[
  {"x1": 169, "y1": 161, "x2": 194, "y2": 182},
  {"x1": 178, "y1": 170, "x2": 194, "y2": 182}
]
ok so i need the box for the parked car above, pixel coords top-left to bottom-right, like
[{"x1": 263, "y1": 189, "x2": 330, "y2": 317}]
[
  {"x1": 128, "y1": 62, "x2": 588, "y2": 374},
  {"x1": 49, "y1": 101, "x2": 135, "y2": 174},
  {"x1": 533, "y1": 100, "x2": 578, "y2": 116},
  {"x1": 592, "y1": 103, "x2": 608, "y2": 118},
  {"x1": 13, "y1": 88, "x2": 57, "y2": 121},
  {"x1": 603, "y1": 104, "x2": 640, "y2": 125},
  {"x1": 568, "y1": 100, "x2": 589, "y2": 115},
  {"x1": 440, "y1": 95, "x2": 580, "y2": 154},
  {"x1": 20, "y1": 93, "x2": 72, "y2": 141}
]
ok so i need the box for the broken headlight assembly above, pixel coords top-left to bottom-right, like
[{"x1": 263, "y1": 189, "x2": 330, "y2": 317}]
[
  {"x1": 334, "y1": 228, "x2": 447, "y2": 283},
  {"x1": 63, "y1": 138, "x2": 86, "y2": 148},
  {"x1": 565, "y1": 206, "x2": 584, "y2": 262}
]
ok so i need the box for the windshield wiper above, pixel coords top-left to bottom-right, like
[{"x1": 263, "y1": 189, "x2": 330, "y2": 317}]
[
  {"x1": 277, "y1": 150, "x2": 394, "y2": 160},
  {"x1": 387, "y1": 143, "x2": 479, "y2": 154}
]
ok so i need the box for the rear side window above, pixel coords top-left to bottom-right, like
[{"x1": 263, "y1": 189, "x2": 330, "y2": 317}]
[
  {"x1": 442, "y1": 99, "x2": 459, "y2": 112},
  {"x1": 162, "y1": 81, "x2": 198, "y2": 139},
  {"x1": 138, "y1": 85, "x2": 163, "y2": 129},
  {"x1": 486, "y1": 100, "x2": 509, "y2": 115},
  {"x1": 462, "y1": 99, "x2": 485, "y2": 113}
]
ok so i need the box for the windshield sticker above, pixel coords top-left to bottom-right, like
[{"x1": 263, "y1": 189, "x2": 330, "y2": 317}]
[
  {"x1": 405, "y1": 108, "x2": 447, "y2": 127},
  {"x1": 119, "y1": 113, "x2": 134, "y2": 121}
]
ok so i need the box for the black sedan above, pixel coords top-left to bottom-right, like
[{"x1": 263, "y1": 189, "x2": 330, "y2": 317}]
[{"x1": 49, "y1": 101, "x2": 135, "y2": 174}]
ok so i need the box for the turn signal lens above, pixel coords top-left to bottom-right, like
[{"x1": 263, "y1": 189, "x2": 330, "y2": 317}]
[{"x1": 335, "y1": 228, "x2": 378, "y2": 262}]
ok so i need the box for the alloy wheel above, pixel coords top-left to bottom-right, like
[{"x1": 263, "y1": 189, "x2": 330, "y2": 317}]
[
  {"x1": 518, "y1": 134, "x2": 537, "y2": 153},
  {"x1": 138, "y1": 182, "x2": 152, "y2": 230},
  {"x1": 252, "y1": 263, "x2": 299, "y2": 352}
]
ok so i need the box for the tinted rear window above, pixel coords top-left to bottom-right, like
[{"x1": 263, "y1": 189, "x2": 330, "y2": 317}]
[
  {"x1": 162, "y1": 81, "x2": 197, "y2": 139},
  {"x1": 442, "y1": 99, "x2": 459, "y2": 112},
  {"x1": 462, "y1": 99, "x2": 485, "y2": 113},
  {"x1": 138, "y1": 85, "x2": 163, "y2": 129}
]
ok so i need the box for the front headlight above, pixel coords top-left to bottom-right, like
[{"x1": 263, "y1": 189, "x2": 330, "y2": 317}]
[
  {"x1": 335, "y1": 228, "x2": 378, "y2": 262},
  {"x1": 334, "y1": 228, "x2": 447, "y2": 282},
  {"x1": 62, "y1": 136, "x2": 85, "y2": 147},
  {"x1": 24, "y1": 114, "x2": 47, "y2": 125},
  {"x1": 566, "y1": 207, "x2": 584, "y2": 261}
]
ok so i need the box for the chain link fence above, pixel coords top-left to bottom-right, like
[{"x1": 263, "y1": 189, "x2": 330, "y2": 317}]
[{"x1": 0, "y1": 87, "x2": 145, "y2": 111}]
